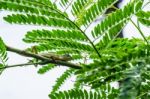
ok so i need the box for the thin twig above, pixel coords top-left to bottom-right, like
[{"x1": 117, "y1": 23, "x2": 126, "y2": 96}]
[{"x1": 0, "y1": 61, "x2": 48, "y2": 70}]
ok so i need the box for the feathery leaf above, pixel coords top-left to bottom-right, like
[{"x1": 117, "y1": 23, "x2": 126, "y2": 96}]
[
  {"x1": 0, "y1": 37, "x2": 8, "y2": 74},
  {"x1": 0, "y1": 0, "x2": 65, "y2": 18},
  {"x1": 38, "y1": 64, "x2": 55, "y2": 74},
  {"x1": 71, "y1": 0, "x2": 94, "y2": 26},
  {"x1": 92, "y1": 0, "x2": 143, "y2": 49},
  {"x1": 50, "y1": 68, "x2": 75, "y2": 94},
  {"x1": 136, "y1": 11, "x2": 150, "y2": 26},
  {"x1": 82, "y1": 0, "x2": 118, "y2": 26},
  {"x1": 23, "y1": 29, "x2": 88, "y2": 43},
  {"x1": 25, "y1": 40, "x2": 93, "y2": 53},
  {"x1": 4, "y1": 14, "x2": 77, "y2": 29}
]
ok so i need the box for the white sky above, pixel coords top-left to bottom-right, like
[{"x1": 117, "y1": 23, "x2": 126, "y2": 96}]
[{"x1": 0, "y1": 0, "x2": 149, "y2": 99}]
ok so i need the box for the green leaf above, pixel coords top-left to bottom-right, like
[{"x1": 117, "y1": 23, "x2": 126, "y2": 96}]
[
  {"x1": 50, "y1": 68, "x2": 75, "y2": 94},
  {"x1": 71, "y1": 0, "x2": 94, "y2": 26},
  {"x1": 27, "y1": 40, "x2": 93, "y2": 53},
  {"x1": 59, "y1": 0, "x2": 70, "y2": 8},
  {"x1": 0, "y1": 0, "x2": 64, "y2": 18},
  {"x1": 38, "y1": 64, "x2": 55, "y2": 74},
  {"x1": 136, "y1": 11, "x2": 150, "y2": 26},
  {"x1": 23, "y1": 29, "x2": 88, "y2": 43},
  {"x1": 0, "y1": 37, "x2": 8, "y2": 74},
  {"x1": 49, "y1": 89, "x2": 101, "y2": 99},
  {"x1": 4, "y1": 14, "x2": 77, "y2": 29},
  {"x1": 82, "y1": 0, "x2": 118, "y2": 26},
  {"x1": 0, "y1": 63, "x2": 4, "y2": 74},
  {"x1": 92, "y1": 0, "x2": 143, "y2": 49}
]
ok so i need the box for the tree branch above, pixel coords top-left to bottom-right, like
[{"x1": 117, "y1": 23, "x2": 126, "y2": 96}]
[{"x1": 6, "y1": 45, "x2": 82, "y2": 69}]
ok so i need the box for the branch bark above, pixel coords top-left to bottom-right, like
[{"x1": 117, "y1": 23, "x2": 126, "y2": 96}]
[{"x1": 6, "y1": 45, "x2": 82, "y2": 69}]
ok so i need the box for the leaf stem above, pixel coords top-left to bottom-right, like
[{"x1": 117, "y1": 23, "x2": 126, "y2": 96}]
[{"x1": 130, "y1": 19, "x2": 149, "y2": 45}]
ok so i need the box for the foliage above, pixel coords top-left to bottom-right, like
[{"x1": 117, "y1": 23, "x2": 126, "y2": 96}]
[
  {"x1": 38, "y1": 64, "x2": 55, "y2": 74},
  {"x1": 76, "y1": 38, "x2": 150, "y2": 86},
  {"x1": 49, "y1": 84, "x2": 119, "y2": 99},
  {"x1": 0, "y1": 37, "x2": 8, "y2": 74},
  {"x1": 50, "y1": 68, "x2": 75, "y2": 94},
  {"x1": 136, "y1": 11, "x2": 150, "y2": 26},
  {"x1": 0, "y1": 0, "x2": 150, "y2": 98}
]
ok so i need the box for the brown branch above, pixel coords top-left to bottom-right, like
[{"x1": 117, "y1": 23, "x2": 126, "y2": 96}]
[{"x1": 6, "y1": 45, "x2": 82, "y2": 69}]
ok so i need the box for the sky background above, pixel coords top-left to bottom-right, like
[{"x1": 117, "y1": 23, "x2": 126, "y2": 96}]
[{"x1": 0, "y1": 0, "x2": 149, "y2": 99}]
